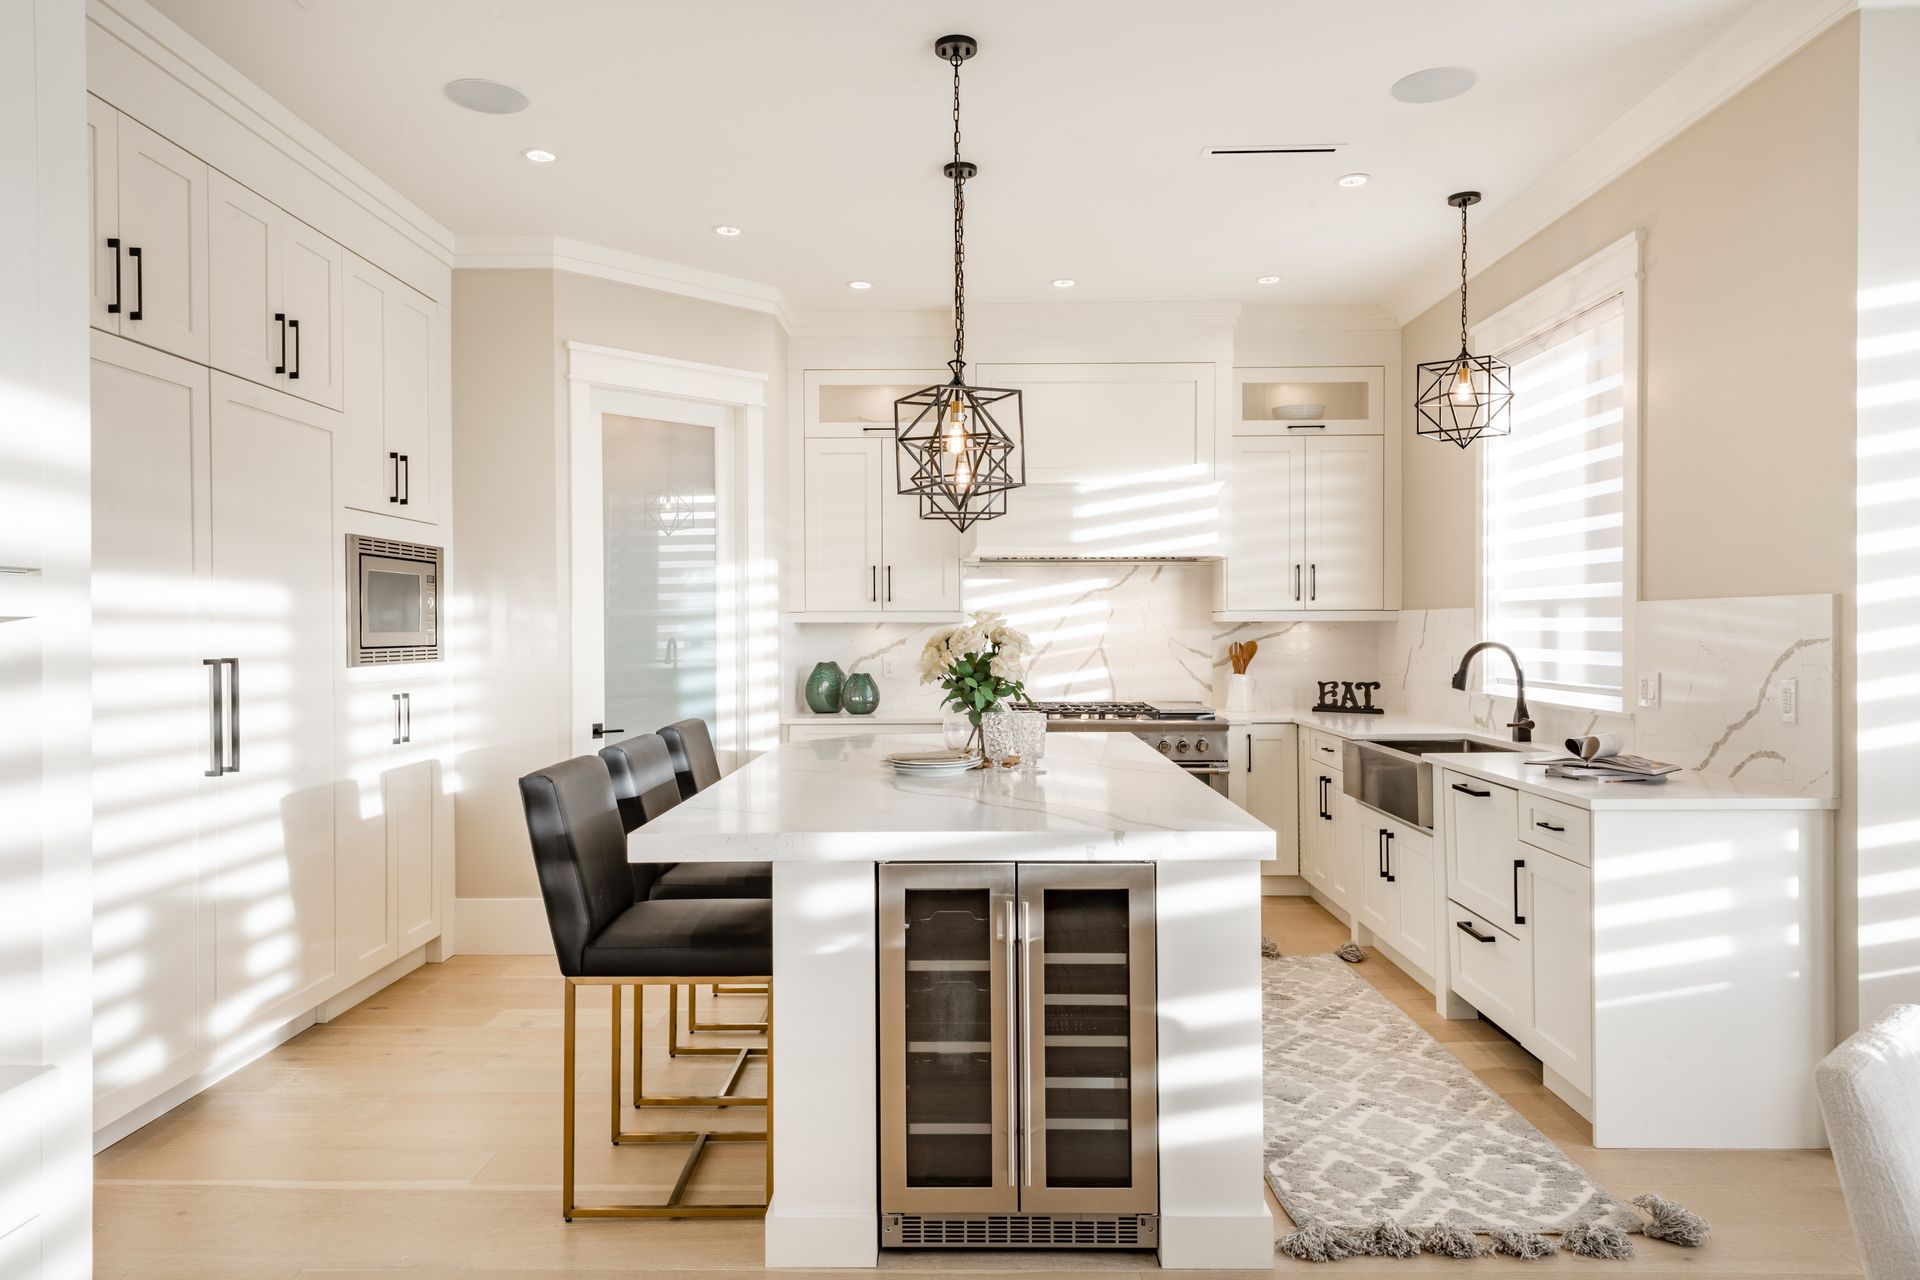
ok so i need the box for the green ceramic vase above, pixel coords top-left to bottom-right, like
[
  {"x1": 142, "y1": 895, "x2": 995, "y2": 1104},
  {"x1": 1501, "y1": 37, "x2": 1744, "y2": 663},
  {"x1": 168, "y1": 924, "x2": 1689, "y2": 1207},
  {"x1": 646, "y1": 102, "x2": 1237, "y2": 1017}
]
[
  {"x1": 804, "y1": 661, "x2": 845, "y2": 714},
  {"x1": 841, "y1": 672, "x2": 880, "y2": 716}
]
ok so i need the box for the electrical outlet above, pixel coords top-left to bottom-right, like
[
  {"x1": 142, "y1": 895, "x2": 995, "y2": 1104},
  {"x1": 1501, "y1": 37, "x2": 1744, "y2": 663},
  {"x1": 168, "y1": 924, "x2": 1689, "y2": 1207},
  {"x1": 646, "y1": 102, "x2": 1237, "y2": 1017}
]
[
  {"x1": 1637, "y1": 671, "x2": 1661, "y2": 709},
  {"x1": 1776, "y1": 677, "x2": 1798, "y2": 723},
  {"x1": 882, "y1": 652, "x2": 897, "y2": 680}
]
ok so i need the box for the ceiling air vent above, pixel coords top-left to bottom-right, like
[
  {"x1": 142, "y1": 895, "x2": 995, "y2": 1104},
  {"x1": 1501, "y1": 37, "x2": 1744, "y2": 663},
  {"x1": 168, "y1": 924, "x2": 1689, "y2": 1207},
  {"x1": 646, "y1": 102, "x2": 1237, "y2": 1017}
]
[{"x1": 1201, "y1": 143, "x2": 1343, "y2": 157}]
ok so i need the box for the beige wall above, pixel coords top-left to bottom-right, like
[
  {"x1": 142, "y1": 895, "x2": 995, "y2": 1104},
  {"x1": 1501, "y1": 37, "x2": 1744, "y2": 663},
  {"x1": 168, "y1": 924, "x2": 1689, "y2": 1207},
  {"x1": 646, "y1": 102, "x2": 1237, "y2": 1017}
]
[
  {"x1": 451, "y1": 269, "x2": 786, "y2": 905},
  {"x1": 1400, "y1": 16, "x2": 1859, "y2": 611}
]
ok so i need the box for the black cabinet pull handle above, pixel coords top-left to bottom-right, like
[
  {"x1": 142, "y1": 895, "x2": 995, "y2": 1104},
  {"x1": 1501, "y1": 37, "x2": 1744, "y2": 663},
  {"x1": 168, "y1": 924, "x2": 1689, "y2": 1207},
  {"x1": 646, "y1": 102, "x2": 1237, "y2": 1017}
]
[
  {"x1": 128, "y1": 245, "x2": 143, "y2": 320},
  {"x1": 1284, "y1": 423, "x2": 1327, "y2": 430},
  {"x1": 1246, "y1": 733, "x2": 1252, "y2": 773},
  {"x1": 288, "y1": 317, "x2": 301, "y2": 379},
  {"x1": 107, "y1": 237, "x2": 122, "y2": 314},
  {"x1": 1513, "y1": 859, "x2": 1526, "y2": 925},
  {"x1": 885, "y1": 564, "x2": 892, "y2": 603},
  {"x1": 1457, "y1": 920, "x2": 1497, "y2": 943},
  {"x1": 1536, "y1": 820, "x2": 1565, "y2": 833},
  {"x1": 400, "y1": 454, "x2": 410, "y2": 505},
  {"x1": 392, "y1": 693, "x2": 403, "y2": 746},
  {"x1": 1452, "y1": 782, "x2": 1491, "y2": 798},
  {"x1": 1293, "y1": 564, "x2": 1301, "y2": 601},
  {"x1": 1385, "y1": 829, "x2": 1395, "y2": 882},
  {"x1": 389, "y1": 451, "x2": 400, "y2": 502},
  {"x1": 1310, "y1": 563, "x2": 1317, "y2": 601},
  {"x1": 1377, "y1": 829, "x2": 1387, "y2": 879},
  {"x1": 275, "y1": 313, "x2": 287, "y2": 374}
]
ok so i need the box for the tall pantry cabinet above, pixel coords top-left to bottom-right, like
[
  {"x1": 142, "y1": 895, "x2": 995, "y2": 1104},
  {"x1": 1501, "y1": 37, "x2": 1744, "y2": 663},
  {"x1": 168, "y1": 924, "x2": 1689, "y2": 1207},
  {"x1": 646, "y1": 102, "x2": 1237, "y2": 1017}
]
[{"x1": 86, "y1": 75, "x2": 453, "y2": 1139}]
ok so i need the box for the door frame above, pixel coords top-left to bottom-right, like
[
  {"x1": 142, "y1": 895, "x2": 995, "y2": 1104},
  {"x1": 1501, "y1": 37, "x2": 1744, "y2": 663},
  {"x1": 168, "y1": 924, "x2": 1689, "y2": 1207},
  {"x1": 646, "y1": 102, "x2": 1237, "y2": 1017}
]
[{"x1": 565, "y1": 341, "x2": 768, "y2": 764}]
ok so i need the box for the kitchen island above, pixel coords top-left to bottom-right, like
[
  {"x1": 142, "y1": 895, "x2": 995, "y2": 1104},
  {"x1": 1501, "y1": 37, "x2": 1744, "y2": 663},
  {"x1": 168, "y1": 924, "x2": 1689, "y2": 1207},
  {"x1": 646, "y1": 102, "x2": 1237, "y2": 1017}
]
[{"x1": 628, "y1": 732, "x2": 1277, "y2": 1269}]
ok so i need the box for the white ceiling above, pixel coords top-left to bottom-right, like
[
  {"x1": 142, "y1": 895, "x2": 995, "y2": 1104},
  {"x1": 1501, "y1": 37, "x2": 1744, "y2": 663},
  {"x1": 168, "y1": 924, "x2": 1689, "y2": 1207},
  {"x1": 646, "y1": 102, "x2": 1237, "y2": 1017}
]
[{"x1": 147, "y1": 0, "x2": 1762, "y2": 312}]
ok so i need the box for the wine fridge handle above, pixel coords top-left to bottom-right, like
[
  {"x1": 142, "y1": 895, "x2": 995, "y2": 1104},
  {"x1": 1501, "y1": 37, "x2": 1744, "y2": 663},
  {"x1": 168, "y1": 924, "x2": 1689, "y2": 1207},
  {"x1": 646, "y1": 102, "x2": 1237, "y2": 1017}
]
[
  {"x1": 1004, "y1": 897, "x2": 1017, "y2": 1192},
  {"x1": 1019, "y1": 899, "x2": 1034, "y2": 1191}
]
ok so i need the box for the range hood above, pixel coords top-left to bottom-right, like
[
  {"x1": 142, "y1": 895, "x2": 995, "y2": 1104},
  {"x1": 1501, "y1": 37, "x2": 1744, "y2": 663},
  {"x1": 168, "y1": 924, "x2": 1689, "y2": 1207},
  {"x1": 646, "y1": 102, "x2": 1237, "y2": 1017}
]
[{"x1": 963, "y1": 481, "x2": 1223, "y2": 563}]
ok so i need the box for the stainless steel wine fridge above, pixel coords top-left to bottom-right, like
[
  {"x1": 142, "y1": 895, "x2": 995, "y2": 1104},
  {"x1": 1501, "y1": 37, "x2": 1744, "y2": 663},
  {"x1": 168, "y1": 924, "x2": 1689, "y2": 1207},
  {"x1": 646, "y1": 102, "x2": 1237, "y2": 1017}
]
[{"x1": 878, "y1": 863, "x2": 1157, "y2": 1249}]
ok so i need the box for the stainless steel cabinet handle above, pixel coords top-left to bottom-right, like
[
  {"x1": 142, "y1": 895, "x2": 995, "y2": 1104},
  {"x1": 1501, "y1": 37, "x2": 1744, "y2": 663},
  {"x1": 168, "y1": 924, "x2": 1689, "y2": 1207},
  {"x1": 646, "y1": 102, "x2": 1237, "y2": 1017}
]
[
  {"x1": 204, "y1": 659, "x2": 225, "y2": 776},
  {"x1": 403, "y1": 692, "x2": 411, "y2": 743},
  {"x1": 392, "y1": 693, "x2": 403, "y2": 745},
  {"x1": 225, "y1": 659, "x2": 239, "y2": 773},
  {"x1": 1019, "y1": 900, "x2": 1035, "y2": 1191},
  {"x1": 1003, "y1": 897, "x2": 1017, "y2": 1191}
]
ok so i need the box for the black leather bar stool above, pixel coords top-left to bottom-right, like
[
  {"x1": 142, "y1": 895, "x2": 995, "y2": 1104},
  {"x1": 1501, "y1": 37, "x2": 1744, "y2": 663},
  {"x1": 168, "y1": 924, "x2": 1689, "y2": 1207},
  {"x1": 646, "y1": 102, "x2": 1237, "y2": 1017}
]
[
  {"x1": 519, "y1": 755, "x2": 771, "y2": 1220},
  {"x1": 598, "y1": 733, "x2": 770, "y2": 1059}
]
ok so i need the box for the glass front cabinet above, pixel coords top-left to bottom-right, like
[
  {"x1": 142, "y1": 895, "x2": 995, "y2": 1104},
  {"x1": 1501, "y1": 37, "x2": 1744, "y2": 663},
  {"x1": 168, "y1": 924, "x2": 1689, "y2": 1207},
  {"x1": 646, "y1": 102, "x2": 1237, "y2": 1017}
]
[{"x1": 879, "y1": 863, "x2": 1157, "y2": 1247}]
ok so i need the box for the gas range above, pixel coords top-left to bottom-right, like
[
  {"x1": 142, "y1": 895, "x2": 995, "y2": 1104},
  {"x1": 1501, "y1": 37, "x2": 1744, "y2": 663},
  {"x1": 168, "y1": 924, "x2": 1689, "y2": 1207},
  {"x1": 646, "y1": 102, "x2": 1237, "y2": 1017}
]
[{"x1": 1014, "y1": 700, "x2": 1230, "y2": 783}]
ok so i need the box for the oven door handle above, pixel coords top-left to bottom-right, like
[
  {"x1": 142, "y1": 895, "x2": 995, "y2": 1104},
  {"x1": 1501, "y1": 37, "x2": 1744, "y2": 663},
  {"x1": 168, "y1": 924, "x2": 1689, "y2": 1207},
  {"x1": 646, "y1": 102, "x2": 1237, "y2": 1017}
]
[{"x1": 1181, "y1": 762, "x2": 1233, "y2": 775}]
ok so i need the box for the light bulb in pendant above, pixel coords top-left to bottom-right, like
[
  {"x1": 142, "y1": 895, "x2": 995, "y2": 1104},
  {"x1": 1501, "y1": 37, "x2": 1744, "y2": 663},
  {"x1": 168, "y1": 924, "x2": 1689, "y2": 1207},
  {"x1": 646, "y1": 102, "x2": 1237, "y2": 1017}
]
[
  {"x1": 943, "y1": 396, "x2": 968, "y2": 452},
  {"x1": 1452, "y1": 363, "x2": 1476, "y2": 404}
]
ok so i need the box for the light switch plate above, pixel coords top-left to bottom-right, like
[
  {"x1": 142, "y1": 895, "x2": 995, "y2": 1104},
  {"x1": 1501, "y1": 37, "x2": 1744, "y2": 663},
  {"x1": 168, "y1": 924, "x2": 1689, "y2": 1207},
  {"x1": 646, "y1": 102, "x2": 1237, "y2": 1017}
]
[
  {"x1": 1637, "y1": 671, "x2": 1661, "y2": 709},
  {"x1": 1777, "y1": 677, "x2": 1798, "y2": 723}
]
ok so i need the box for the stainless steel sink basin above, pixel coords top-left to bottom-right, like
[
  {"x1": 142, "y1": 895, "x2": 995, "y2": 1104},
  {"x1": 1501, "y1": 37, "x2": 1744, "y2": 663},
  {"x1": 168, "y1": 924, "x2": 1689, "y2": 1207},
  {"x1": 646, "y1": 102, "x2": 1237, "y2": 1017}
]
[{"x1": 1340, "y1": 736, "x2": 1529, "y2": 830}]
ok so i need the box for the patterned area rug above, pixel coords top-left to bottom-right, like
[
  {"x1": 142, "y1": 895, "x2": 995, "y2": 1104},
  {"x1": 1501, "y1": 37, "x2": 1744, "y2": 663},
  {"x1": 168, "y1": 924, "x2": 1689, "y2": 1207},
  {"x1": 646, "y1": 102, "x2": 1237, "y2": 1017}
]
[{"x1": 1263, "y1": 953, "x2": 1623, "y2": 1236}]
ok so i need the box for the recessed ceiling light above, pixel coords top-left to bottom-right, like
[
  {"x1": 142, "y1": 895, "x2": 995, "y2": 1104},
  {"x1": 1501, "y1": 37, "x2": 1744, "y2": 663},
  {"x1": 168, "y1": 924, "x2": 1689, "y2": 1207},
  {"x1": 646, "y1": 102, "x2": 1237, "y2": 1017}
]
[
  {"x1": 523, "y1": 148, "x2": 557, "y2": 163},
  {"x1": 1255, "y1": 275, "x2": 1282, "y2": 285},
  {"x1": 443, "y1": 78, "x2": 530, "y2": 115},
  {"x1": 1051, "y1": 278, "x2": 1076, "y2": 289},
  {"x1": 713, "y1": 225, "x2": 742, "y2": 237},
  {"x1": 1337, "y1": 172, "x2": 1370, "y2": 188},
  {"x1": 848, "y1": 280, "x2": 872, "y2": 290},
  {"x1": 1391, "y1": 66, "x2": 1478, "y2": 104}
]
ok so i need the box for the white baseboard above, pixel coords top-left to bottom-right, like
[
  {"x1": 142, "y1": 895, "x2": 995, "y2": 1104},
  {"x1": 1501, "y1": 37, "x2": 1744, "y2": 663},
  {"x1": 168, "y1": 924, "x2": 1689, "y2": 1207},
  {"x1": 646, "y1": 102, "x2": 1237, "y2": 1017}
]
[
  {"x1": 317, "y1": 949, "x2": 426, "y2": 1021},
  {"x1": 1260, "y1": 873, "x2": 1311, "y2": 896},
  {"x1": 455, "y1": 897, "x2": 552, "y2": 954}
]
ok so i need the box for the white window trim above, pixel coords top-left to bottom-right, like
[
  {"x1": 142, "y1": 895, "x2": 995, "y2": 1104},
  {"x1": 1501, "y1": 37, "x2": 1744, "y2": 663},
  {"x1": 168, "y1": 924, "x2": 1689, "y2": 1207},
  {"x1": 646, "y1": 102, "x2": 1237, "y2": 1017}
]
[{"x1": 1470, "y1": 232, "x2": 1642, "y2": 714}]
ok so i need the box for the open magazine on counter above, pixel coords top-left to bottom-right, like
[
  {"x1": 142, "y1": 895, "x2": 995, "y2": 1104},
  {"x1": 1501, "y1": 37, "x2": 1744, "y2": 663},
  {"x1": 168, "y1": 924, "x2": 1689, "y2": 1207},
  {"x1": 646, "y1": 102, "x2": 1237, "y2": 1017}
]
[{"x1": 1529, "y1": 732, "x2": 1680, "y2": 783}]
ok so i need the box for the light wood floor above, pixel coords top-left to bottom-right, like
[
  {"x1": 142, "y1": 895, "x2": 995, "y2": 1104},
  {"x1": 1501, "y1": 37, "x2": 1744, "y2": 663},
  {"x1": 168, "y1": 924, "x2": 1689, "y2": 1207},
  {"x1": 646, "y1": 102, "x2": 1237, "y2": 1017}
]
[{"x1": 95, "y1": 896, "x2": 1862, "y2": 1278}]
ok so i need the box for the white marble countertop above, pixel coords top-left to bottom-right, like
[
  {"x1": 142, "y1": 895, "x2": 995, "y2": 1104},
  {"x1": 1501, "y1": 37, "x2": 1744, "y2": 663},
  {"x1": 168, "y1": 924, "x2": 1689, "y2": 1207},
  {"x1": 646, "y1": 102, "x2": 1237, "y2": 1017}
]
[
  {"x1": 1213, "y1": 706, "x2": 1835, "y2": 811},
  {"x1": 630, "y1": 732, "x2": 1278, "y2": 862}
]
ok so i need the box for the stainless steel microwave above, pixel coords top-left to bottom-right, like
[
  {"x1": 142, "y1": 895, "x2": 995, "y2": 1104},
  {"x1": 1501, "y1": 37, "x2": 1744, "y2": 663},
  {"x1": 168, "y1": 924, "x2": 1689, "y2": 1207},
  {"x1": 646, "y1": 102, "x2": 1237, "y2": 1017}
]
[{"x1": 346, "y1": 534, "x2": 441, "y2": 666}]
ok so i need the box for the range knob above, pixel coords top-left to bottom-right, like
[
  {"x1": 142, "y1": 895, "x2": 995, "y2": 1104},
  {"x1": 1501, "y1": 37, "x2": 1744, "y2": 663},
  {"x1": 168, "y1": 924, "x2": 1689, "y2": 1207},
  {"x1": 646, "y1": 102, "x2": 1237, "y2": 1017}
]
[
  {"x1": 1155, "y1": 738, "x2": 1173, "y2": 755},
  {"x1": 1195, "y1": 736, "x2": 1212, "y2": 754},
  {"x1": 1175, "y1": 738, "x2": 1191, "y2": 755}
]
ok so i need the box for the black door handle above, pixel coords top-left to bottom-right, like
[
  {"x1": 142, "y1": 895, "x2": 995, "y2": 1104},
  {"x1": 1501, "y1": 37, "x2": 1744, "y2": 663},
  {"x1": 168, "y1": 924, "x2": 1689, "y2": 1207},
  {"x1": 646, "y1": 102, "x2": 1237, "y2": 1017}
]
[
  {"x1": 128, "y1": 245, "x2": 144, "y2": 320},
  {"x1": 1536, "y1": 820, "x2": 1565, "y2": 833},
  {"x1": 1513, "y1": 859, "x2": 1526, "y2": 925},
  {"x1": 400, "y1": 454, "x2": 410, "y2": 505},
  {"x1": 107, "y1": 237, "x2": 122, "y2": 314},
  {"x1": 1457, "y1": 920, "x2": 1497, "y2": 943},
  {"x1": 1452, "y1": 782, "x2": 1490, "y2": 798},
  {"x1": 389, "y1": 451, "x2": 400, "y2": 502},
  {"x1": 591, "y1": 722, "x2": 624, "y2": 739},
  {"x1": 275, "y1": 313, "x2": 287, "y2": 374},
  {"x1": 288, "y1": 317, "x2": 301, "y2": 379},
  {"x1": 1384, "y1": 829, "x2": 1395, "y2": 882}
]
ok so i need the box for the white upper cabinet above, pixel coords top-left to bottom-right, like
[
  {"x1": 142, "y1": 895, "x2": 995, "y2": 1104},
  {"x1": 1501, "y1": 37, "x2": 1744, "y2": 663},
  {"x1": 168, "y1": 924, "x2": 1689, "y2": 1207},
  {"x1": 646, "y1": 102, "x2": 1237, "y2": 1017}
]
[
  {"x1": 208, "y1": 172, "x2": 344, "y2": 411},
  {"x1": 1223, "y1": 433, "x2": 1383, "y2": 614},
  {"x1": 881, "y1": 483, "x2": 963, "y2": 612},
  {"x1": 1236, "y1": 366, "x2": 1383, "y2": 435},
  {"x1": 340, "y1": 253, "x2": 441, "y2": 522},
  {"x1": 1223, "y1": 437, "x2": 1305, "y2": 612},
  {"x1": 803, "y1": 437, "x2": 887, "y2": 612},
  {"x1": 800, "y1": 409, "x2": 961, "y2": 619},
  {"x1": 1302, "y1": 435, "x2": 1385, "y2": 610},
  {"x1": 974, "y1": 362, "x2": 1214, "y2": 484},
  {"x1": 90, "y1": 102, "x2": 210, "y2": 363}
]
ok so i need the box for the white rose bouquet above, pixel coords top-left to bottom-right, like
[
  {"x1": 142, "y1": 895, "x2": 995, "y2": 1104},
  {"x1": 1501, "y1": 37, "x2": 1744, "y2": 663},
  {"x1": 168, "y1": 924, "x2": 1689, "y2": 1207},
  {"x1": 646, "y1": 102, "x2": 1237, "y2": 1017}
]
[{"x1": 919, "y1": 610, "x2": 1032, "y2": 728}]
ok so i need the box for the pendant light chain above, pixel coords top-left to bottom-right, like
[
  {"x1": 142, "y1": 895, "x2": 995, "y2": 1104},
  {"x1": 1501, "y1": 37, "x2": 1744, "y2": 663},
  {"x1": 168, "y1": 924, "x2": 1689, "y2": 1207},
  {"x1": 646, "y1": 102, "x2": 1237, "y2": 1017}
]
[
  {"x1": 1458, "y1": 201, "x2": 1470, "y2": 349},
  {"x1": 950, "y1": 50, "x2": 966, "y2": 374},
  {"x1": 1415, "y1": 189, "x2": 1514, "y2": 448}
]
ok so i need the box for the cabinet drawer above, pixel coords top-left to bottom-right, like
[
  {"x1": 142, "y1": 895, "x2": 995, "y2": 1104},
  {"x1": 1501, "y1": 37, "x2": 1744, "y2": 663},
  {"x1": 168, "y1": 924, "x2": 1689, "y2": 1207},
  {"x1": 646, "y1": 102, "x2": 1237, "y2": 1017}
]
[
  {"x1": 1519, "y1": 794, "x2": 1589, "y2": 865},
  {"x1": 1444, "y1": 772, "x2": 1525, "y2": 930},
  {"x1": 1448, "y1": 902, "x2": 1531, "y2": 1038},
  {"x1": 1304, "y1": 730, "x2": 1345, "y2": 771}
]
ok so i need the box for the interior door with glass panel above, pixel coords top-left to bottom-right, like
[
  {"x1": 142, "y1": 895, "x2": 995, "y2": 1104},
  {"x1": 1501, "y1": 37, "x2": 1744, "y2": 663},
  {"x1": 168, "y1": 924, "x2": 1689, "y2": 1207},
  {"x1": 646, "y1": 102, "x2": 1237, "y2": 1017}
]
[
  {"x1": 1018, "y1": 863, "x2": 1157, "y2": 1214},
  {"x1": 880, "y1": 864, "x2": 1018, "y2": 1214}
]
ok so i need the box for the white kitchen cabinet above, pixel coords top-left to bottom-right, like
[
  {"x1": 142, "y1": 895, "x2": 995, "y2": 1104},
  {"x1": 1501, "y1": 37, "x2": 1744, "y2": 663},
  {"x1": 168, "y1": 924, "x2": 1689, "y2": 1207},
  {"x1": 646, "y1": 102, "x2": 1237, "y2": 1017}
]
[
  {"x1": 340, "y1": 253, "x2": 440, "y2": 522},
  {"x1": 801, "y1": 436, "x2": 960, "y2": 617},
  {"x1": 1229, "y1": 724, "x2": 1299, "y2": 877},
  {"x1": 336, "y1": 678, "x2": 443, "y2": 984},
  {"x1": 1221, "y1": 434, "x2": 1384, "y2": 615},
  {"x1": 1354, "y1": 809, "x2": 1436, "y2": 978},
  {"x1": 207, "y1": 172, "x2": 344, "y2": 411},
  {"x1": 89, "y1": 102, "x2": 210, "y2": 363},
  {"x1": 974, "y1": 362, "x2": 1214, "y2": 484},
  {"x1": 1444, "y1": 773, "x2": 1523, "y2": 929},
  {"x1": 88, "y1": 335, "x2": 215, "y2": 1125},
  {"x1": 1447, "y1": 901, "x2": 1532, "y2": 1035},
  {"x1": 1235, "y1": 366, "x2": 1384, "y2": 435},
  {"x1": 804, "y1": 368, "x2": 945, "y2": 438},
  {"x1": 1524, "y1": 849, "x2": 1591, "y2": 1094},
  {"x1": 1297, "y1": 748, "x2": 1341, "y2": 907},
  {"x1": 206, "y1": 373, "x2": 341, "y2": 1031}
]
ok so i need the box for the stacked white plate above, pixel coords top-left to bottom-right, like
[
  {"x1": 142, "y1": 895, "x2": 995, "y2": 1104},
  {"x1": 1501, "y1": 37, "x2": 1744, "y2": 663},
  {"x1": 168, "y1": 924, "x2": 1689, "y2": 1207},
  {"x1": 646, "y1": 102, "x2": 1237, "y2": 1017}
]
[{"x1": 885, "y1": 749, "x2": 978, "y2": 776}]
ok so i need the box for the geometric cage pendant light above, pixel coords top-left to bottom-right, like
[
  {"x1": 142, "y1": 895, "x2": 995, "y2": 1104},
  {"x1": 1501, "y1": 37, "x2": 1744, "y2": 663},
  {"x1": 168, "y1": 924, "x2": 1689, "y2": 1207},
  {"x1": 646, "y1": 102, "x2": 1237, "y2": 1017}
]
[
  {"x1": 1415, "y1": 191, "x2": 1513, "y2": 448},
  {"x1": 893, "y1": 34, "x2": 1025, "y2": 531}
]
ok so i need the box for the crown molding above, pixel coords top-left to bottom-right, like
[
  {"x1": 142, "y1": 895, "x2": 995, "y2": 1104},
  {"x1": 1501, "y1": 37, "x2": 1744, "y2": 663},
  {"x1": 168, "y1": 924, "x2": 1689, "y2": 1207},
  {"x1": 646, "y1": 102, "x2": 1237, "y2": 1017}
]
[
  {"x1": 89, "y1": 0, "x2": 455, "y2": 265},
  {"x1": 454, "y1": 235, "x2": 794, "y2": 330},
  {"x1": 1383, "y1": 0, "x2": 1860, "y2": 326}
]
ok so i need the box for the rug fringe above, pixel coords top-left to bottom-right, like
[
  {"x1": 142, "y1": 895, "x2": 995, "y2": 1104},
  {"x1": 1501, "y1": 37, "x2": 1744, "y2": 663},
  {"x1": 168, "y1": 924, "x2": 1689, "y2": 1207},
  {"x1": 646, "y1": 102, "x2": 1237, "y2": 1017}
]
[
  {"x1": 1356, "y1": 1218, "x2": 1421, "y2": 1259},
  {"x1": 1632, "y1": 1193, "x2": 1712, "y2": 1247},
  {"x1": 1418, "y1": 1223, "x2": 1483, "y2": 1258},
  {"x1": 1334, "y1": 939, "x2": 1366, "y2": 963},
  {"x1": 1260, "y1": 937, "x2": 1281, "y2": 959},
  {"x1": 1487, "y1": 1227, "x2": 1558, "y2": 1259},
  {"x1": 1275, "y1": 1218, "x2": 1360, "y2": 1263},
  {"x1": 1563, "y1": 1219, "x2": 1635, "y2": 1259}
]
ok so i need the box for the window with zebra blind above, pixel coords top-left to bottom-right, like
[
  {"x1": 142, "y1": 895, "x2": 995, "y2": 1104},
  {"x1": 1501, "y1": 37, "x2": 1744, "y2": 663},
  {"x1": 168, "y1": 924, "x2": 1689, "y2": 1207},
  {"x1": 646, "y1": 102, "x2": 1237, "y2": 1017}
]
[{"x1": 1476, "y1": 242, "x2": 1639, "y2": 714}]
